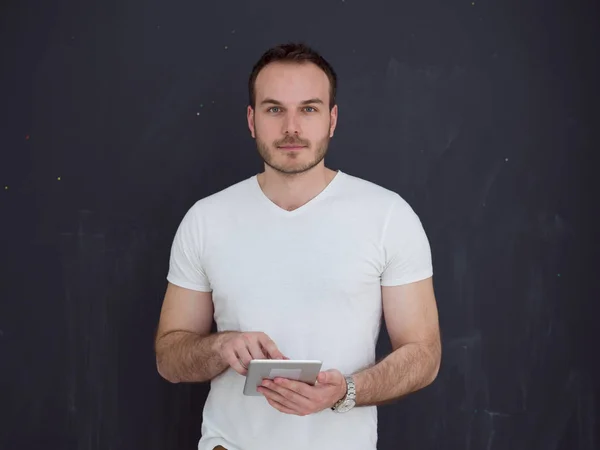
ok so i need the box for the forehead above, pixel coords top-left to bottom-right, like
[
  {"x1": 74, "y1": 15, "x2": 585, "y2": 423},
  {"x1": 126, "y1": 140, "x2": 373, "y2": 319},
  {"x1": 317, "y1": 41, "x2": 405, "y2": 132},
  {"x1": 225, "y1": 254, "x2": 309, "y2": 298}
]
[{"x1": 254, "y1": 62, "x2": 330, "y2": 104}]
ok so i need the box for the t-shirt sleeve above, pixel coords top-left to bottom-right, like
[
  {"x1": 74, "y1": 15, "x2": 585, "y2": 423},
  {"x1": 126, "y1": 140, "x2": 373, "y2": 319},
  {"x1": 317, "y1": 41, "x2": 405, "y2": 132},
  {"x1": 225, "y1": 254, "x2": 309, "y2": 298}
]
[
  {"x1": 380, "y1": 195, "x2": 433, "y2": 286},
  {"x1": 166, "y1": 204, "x2": 213, "y2": 292}
]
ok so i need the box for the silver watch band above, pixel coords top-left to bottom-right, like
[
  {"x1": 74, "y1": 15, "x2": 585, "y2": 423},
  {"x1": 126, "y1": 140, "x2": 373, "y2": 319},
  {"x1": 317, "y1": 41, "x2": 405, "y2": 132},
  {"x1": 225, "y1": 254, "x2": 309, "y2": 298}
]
[{"x1": 332, "y1": 375, "x2": 356, "y2": 411}]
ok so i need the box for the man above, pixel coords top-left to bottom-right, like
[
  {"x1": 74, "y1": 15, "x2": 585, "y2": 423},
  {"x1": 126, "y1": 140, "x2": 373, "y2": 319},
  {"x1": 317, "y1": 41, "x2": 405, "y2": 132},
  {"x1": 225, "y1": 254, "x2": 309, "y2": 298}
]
[{"x1": 154, "y1": 42, "x2": 441, "y2": 450}]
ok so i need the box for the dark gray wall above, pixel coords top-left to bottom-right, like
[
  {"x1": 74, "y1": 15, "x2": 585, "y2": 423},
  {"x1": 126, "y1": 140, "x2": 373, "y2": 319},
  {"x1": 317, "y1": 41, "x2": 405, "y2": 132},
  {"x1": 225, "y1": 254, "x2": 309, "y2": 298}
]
[{"x1": 1, "y1": 0, "x2": 598, "y2": 448}]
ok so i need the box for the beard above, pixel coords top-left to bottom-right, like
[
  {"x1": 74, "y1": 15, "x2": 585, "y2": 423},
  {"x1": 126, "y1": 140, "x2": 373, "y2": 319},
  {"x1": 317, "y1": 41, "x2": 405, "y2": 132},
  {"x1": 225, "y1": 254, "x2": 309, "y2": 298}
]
[{"x1": 255, "y1": 130, "x2": 331, "y2": 175}]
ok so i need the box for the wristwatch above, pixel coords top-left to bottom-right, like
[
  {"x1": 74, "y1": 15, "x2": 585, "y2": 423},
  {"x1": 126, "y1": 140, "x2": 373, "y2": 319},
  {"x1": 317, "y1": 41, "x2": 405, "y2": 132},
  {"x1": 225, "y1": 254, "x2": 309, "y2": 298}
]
[{"x1": 331, "y1": 375, "x2": 356, "y2": 413}]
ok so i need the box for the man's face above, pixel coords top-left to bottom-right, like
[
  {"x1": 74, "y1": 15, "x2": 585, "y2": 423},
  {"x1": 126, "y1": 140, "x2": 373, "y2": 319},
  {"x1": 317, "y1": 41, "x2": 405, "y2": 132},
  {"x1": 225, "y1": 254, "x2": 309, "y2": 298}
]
[{"x1": 247, "y1": 62, "x2": 338, "y2": 175}]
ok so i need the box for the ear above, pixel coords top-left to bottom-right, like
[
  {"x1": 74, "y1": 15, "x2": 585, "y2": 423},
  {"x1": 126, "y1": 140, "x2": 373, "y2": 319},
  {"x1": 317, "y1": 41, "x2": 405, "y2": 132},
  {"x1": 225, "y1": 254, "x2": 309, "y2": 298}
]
[
  {"x1": 329, "y1": 104, "x2": 338, "y2": 137},
  {"x1": 247, "y1": 105, "x2": 256, "y2": 138}
]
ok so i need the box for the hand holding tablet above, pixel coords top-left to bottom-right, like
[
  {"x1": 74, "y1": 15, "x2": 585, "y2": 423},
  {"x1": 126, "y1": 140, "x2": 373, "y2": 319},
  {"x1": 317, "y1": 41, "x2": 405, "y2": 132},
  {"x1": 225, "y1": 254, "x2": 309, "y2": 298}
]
[
  {"x1": 214, "y1": 331, "x2": 324, "y2": 396},
  {"x1": 243, "y1": 359, "x2": 323, "y2": 396}
]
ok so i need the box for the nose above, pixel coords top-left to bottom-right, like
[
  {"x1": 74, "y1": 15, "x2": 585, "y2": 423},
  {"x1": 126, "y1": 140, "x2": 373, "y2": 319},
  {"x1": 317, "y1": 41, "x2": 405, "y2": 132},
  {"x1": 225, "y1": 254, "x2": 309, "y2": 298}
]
[{"x1": 282, "y1": 111, "x2": 301, "y2": 135}]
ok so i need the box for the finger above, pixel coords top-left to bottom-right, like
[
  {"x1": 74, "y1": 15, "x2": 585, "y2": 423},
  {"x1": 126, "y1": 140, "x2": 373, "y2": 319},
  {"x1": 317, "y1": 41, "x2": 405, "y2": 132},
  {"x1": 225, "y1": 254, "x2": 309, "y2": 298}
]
[
  {"x1": 225, "y1": 351, "x2": 248, "y2": 375},
  {"x1": 258, "y1": 334, "x2": 285, "y2": 360},
  {"x1": 260, "y1": 343, "x2": 282, "y2": 360},
  {"x1": 263, "y1": 379, "x2": 312, "y2": 404},
  {"x1": 259, "y1": 386, "x2": 302, "y2": 413},
  {"x1": 273, "y1": 378, "x2": 313, "y2": 398},
  {"x1": 233, "y1": 345, "x2": 253, "y2": 375},
  {"x1": 244, "y1": 334, "x2": 267, "y2": 360},
  {"x1": 264, "y1": 395, "x2": 300, "y2": 415},
  {"x1": 317, "y1": 370, "x2": 342, "y2": 385}
]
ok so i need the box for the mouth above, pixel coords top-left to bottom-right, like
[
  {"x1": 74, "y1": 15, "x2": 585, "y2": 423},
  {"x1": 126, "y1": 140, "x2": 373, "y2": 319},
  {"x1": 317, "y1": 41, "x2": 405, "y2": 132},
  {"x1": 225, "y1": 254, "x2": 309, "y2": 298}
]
[{"x1": 277, "y1": 145, "x2": 307, "y2": 150}]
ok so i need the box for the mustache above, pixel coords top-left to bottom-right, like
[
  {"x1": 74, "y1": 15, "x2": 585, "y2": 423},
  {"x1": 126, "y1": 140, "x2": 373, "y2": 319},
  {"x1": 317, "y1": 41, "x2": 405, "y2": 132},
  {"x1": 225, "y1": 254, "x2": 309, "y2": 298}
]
[{"x1": 274, "y1": 135, "x2": 310, "y2": 147}]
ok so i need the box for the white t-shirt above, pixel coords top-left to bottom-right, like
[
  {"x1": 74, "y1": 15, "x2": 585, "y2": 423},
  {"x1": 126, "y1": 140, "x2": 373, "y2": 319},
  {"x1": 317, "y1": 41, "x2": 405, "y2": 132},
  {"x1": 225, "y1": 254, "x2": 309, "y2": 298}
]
[{"x1": 167, "y1": 170, "x2": 433, "y2": 450}]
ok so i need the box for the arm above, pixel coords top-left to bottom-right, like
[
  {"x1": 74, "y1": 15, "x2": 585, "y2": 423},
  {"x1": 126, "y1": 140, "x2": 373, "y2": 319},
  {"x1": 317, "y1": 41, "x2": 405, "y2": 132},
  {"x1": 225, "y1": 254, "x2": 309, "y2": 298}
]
[
  {"x1": 352, "y1": 276, "x2": 441, "y2": 406},
  {"x1": 155, "y1": 283, "x2": 287, "y2": 383},
  {"x1": 256, "y1": 277, "x2": 441, "y2": 415},
  {"x1": 154, "y1": 282, "x2": 233, "y2": 383}
]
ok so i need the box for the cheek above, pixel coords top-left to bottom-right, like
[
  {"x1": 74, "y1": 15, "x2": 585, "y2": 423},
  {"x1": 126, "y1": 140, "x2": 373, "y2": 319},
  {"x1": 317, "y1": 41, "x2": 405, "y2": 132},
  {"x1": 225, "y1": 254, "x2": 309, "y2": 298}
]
[
  {"x1": 306, "y1": 118, "x2": 331, "y2": 136},
  {"x1": 255, "y1": 118, "x2": 278, "y2": 136}
]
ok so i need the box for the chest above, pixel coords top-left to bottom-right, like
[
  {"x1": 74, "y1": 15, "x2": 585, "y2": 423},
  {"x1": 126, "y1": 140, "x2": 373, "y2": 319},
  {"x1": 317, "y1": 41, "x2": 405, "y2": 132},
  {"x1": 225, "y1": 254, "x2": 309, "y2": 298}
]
[{"x1": 203, "y1": 218, "x2": 385, "y2": 329}]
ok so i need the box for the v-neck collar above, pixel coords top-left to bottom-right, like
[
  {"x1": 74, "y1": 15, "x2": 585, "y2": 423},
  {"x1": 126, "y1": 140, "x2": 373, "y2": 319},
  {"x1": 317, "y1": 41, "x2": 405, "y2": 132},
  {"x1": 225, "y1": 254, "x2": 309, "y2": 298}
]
[{"x1": 252, "y1": 170, "x2": 344, "y2": 217}]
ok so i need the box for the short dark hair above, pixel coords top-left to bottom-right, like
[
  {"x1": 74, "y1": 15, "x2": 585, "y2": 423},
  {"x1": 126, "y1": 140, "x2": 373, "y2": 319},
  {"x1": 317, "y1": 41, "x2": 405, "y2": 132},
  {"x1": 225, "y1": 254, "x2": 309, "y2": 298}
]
[{"x1": 248, "y1": 42, "x2": 338, "y2": 110}]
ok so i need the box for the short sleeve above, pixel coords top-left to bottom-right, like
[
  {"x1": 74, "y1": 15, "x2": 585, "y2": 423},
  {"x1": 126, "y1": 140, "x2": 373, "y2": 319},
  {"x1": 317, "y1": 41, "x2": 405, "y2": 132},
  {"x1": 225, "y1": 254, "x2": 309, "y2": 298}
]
[
  {"x1": 380, "y1": 195, "x2": 433, "y2": 286},
  {"x1": 166, "y1": 204, "x2": 212, "y2": 292}
]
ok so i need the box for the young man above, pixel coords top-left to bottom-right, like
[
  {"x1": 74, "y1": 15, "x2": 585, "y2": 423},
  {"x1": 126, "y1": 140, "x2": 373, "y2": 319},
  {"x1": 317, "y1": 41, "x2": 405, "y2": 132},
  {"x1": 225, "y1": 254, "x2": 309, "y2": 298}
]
[{"x1": 154, "y1": 42, "x2": 441, "y2": 450}]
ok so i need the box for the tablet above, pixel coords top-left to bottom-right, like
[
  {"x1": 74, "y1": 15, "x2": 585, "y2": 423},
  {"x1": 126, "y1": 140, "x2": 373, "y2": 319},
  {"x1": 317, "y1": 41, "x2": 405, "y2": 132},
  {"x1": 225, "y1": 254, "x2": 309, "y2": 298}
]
[{"x1": 243, "y1": 359, "x2": 323, "y2": 396}]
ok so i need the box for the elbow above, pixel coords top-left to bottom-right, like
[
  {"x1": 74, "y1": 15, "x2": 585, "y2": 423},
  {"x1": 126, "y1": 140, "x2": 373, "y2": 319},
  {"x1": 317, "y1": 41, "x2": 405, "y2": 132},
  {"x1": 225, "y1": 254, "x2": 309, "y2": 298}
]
[
  {"x1": 415, "y1": 340, "x2": 441, "y2": 389},
  {"x1": 156, "y1": 359, "x2": 181, "y2": 384},
  {"x1": 418, "y1": 365, "x2": 439, "y2": 391},
  {"x1": 427, "y1": 360, "x2": 440, "y2": 386},
  {"x1": 425, "y1": 348, "x2": 442, "y2": 387},
  {"x1": 155, "y1": 334, "x2": 179, "y2": 384},
  {"x1": 155, "y1": 349, "x2": 181, "y2": 384}
]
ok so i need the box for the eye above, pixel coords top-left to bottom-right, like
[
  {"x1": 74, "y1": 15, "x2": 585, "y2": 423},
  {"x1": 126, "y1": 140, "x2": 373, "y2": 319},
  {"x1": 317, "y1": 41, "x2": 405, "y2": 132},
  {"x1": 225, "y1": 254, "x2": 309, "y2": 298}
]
[
  {"x1": 303, "y1": 106, "x2": 316, "y2": 113},
  {"x1": 268, "y1": 107, "x2": 281, "y2": 113}
]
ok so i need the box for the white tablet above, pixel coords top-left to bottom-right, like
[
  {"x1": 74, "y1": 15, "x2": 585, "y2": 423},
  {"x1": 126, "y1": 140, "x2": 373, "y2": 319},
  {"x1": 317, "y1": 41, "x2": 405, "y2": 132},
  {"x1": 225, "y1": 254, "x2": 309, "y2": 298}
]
[{"x1": 243, "y1": 359, "x2": 323, "y2": 396}]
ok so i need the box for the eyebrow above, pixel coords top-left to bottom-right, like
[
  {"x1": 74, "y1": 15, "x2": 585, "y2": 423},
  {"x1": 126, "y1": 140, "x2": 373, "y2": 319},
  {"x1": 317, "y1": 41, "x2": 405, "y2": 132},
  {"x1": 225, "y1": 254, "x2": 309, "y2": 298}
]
[{"x1": 260, "y1": 98, "x2": 324, "y2": 106}]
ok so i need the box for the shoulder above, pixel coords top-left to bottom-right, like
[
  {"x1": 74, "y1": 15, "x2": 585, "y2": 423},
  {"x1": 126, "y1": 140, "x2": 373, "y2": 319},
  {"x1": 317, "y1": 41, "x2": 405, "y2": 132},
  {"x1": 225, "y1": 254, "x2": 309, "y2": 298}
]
[
  {"x1": 337, "y1": 171, "x2": 410, "y2": 212},
  {"x1": 185, "y1": 176, "x2": 256, "y2": 218}
]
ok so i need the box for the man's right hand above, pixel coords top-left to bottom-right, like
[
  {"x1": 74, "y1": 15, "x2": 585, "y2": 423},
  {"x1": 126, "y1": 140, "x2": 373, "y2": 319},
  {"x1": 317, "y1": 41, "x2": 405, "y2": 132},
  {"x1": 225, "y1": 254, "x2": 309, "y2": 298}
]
[{"x1": 217, "y1": 332, "x2": 287, "y2": 375}]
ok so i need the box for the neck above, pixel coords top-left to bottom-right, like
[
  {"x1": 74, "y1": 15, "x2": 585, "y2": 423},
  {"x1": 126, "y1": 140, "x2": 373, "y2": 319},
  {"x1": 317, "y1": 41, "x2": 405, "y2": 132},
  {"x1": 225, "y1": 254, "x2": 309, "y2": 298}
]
[{"x1": 257, "y1": 165, "x2": 338, "y2": 211}]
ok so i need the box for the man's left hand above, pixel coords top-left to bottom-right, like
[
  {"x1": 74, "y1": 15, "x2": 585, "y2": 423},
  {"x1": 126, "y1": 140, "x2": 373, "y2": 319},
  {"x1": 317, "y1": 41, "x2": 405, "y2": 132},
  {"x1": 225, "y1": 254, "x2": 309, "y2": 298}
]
[{"x1": 258, "y1": 369, "x2": 347, "y2": 416}]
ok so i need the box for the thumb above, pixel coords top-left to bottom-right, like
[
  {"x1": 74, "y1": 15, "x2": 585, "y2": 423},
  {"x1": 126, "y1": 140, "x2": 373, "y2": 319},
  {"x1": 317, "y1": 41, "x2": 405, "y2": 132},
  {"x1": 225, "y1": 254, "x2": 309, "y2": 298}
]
[{"x1": 317, "y1": 370, "x2": 340, "y2": 385}]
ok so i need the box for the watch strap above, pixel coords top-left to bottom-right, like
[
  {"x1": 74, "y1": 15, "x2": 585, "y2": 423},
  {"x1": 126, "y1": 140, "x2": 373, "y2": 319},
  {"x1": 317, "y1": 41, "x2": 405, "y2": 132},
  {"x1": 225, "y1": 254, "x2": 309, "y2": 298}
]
[{"x1": 332, "y1": 375, "x2": 356, "y2": 410}]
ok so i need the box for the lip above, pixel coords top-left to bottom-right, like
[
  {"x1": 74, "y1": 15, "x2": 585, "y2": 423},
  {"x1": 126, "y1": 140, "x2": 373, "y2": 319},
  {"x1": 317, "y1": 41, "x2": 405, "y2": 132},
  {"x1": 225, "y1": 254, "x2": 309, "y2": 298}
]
[{"x1": 278, "y1": 145, "x2": 306, "y2": 150}]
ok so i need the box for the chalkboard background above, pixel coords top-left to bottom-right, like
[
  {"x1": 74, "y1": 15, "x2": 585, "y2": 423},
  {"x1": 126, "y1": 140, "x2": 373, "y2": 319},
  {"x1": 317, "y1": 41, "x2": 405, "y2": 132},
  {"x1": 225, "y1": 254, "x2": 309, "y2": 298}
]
[{"x1": 1, "y1": 0, "x2": 598, "y2": 449}]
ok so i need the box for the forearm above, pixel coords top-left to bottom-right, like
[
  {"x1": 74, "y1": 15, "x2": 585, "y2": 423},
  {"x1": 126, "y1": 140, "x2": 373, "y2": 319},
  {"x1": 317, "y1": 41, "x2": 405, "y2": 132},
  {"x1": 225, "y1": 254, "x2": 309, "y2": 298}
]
[
  {"x1": 352, "y1": 341, "x2": 440, "y2": 407},
  {"x1": 155, "y1": 330, "x2": 235, "y2": 383}
]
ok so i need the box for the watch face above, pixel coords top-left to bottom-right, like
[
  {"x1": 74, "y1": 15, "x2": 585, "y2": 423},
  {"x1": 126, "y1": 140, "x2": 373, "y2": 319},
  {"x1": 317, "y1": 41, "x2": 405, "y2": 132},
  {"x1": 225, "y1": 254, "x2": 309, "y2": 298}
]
[{"x1": 336, "y1": 400, "x2": 356, "y2": 413}]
